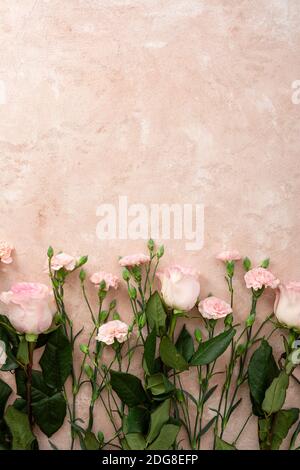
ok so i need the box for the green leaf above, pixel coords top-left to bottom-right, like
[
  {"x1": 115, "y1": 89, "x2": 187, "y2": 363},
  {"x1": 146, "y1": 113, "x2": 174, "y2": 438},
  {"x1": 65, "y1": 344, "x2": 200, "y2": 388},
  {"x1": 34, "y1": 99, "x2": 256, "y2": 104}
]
[
  {"x1": 143, "y1": 328, "x2": 156, "y2": 375},
  {"x1": 0, "y1": 378, "x2": 12, "y2": 416},
  {"x1": 110, "y1": 371, "x2": 147, "y2": 407},
  {"x1": 175, "y1": 325, "x2": 194, "y2": 362},
  {"x1": 147, "y1": 423, "x2": 180, "y2": 450},
  {"x1": 146, "y1": 292, "x2": 166, "y2": 335},
  {"x1": 248, "y1": 339, "x2": 279, "y2": 416},
  {"x1": 40, "y1": 327, "x2": 72, "y2": 389},
  {"x1": 4, "y1": 406, "x2": 37, "y2": 450},
  {"x1": 32, "y1": 392, "x2": 66, "y2": 437},
  {"x1": 146, "y1": 373, "x2": 175, "y2": 396},
  {"x1": 16, "y1": 369, "x2": 55, "y2": 403},
  {"x1": 262, "y1": 371, "x2": 289, "y2": 415},
  {"x1": 190, "y1": 328, "x2": 236, "y2": 366},
  {"x1": 125, "y1": 433, "x2": 146, "y2": 450},
  {"x1": 160, "y1": 336, "x2": 188, "y2": 371},
  {"x1": 0, "y1": 327, "x2": 18, "y2": 371},
  {"x1": 83, "y1": 431, "x2": 101, "y2": 450},
  {"x1": 126, "y1": 407, "x2": 150, "y2": 434},
  {"x1": 146, "y1": 399, "x2": 170, "y2": 445},
  {"x1": 271, "y1": 408, "x2": 299, "y2": 450},
  {"x1": 215, "y1": 436, "x2": 236, "y2": 450}
]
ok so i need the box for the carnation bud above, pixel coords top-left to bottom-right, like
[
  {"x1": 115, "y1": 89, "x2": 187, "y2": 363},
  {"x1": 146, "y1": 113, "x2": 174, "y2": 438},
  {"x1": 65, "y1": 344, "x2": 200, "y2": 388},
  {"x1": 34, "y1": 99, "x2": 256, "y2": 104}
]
[
  {"x1": 194, "y1": 328, "x2": 202, "y2": 343},
  {"x1": 79, "y1": 269, "x2": 86, "y2": 282},
  {"x1": 109, "y1": 299, "x2": 117, "y2": 310},
  {"x1": 47, "y1": 246, "x2": 54, "y2": 259},
  {"x1": 243, "y1": 257, "x2": 251, "y2": 272},
  {"x1": 128, "y1": 286, "x2": 137, "y2": 300},
  {"x1": 226, "y1": 261, "x2": 234, "y2": 277},
  {"x1": 84, "y1": 364, "x2": 94, "y2": 379},
  {"x1": 260, "y1": 258, "x2": 270, "y2": 269},
  {"x1": 97, "y1": 431, "x2": 104, "y2": 446},
  {"x1": 176, "y1": 389, "x2": 184, "y2": 402},
  {"x1": 80, "y1": 344, "x2": 89, "y2": 355},
  {"x1": 77, "y1": 255, "x2": 88, "y2": 268},
  {"x1": 131, "y1": 266, "x2": 142, "y2": 282},
  {"x1": 246, "y1": 313, "x2": 255, "y2": 327},
  {"x1": 99, "y1": 310, "x2": 109, "y2": 323},
  {"x1": 122, "y1": 268, "x2": 131, "y2": 281},
  {"x1": 157, "y1": 245, "x2": 164, "y2": 258},
  {"x1": 113, "y1": 311, "x2": 120, "y2": 320},
  {"x1": 224, "y1": 313, "x2": 233, "y2": 328},
  {"x1": 138, "y1": 313, "x2": 146, "y2": 329},
  {"x1": 148, "y1": 238, "x2": 155, "y2": 252},
  {"x1": 236, "y1": 343, "x2": 247, "y2": 357}
]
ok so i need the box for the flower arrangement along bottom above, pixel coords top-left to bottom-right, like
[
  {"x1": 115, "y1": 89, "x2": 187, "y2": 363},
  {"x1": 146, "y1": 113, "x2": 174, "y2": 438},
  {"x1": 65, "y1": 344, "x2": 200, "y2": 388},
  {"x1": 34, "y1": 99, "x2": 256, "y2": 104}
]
[{"x1": 0, "y1": 240, "x2": 299, "y2": 450}]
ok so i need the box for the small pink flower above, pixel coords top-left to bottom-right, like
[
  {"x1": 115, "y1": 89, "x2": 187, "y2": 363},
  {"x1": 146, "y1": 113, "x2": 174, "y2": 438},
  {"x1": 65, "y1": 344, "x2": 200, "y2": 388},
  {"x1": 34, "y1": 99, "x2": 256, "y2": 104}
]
[
  {"x1": 90, "y1": 271, "x2": 119, "y2": 290},
  {"x1": 274, "y1": 282, "x2": 300, "y2": 329},
  {"x1": 51, "y1": 253, "x2": 76, "y2": 271},
  {"x1": 96, "y1": 320, "x2": 129, "y2": 345},
  {"x1": 199, "y1": 296, "x2": 232, "y2": 320},
  {"x1": 0, "y1": 241, "x2": 14, "y2": 264},
  {"x1": 119, "y1": 253, "x2": 150, "y2": 267},
  {"x1": 0, "y1": 282, "x2": 56, "y2": 334},
  {"x1": 216, "y1": 250, "x2": 241, "y2": 262},
  {"x1": 244, "y1": 267, "x2": 280, "y2": 291},
  {"x1": 156, "y1": 265, "x2": 200, "y2": 311}
]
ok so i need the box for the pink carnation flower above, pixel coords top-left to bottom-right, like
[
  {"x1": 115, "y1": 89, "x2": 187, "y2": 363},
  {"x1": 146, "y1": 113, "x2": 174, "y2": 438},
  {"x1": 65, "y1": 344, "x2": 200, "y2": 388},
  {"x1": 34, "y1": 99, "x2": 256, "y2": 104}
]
[
  {"x1": 96, "y1": 320, "x2": 129, "y2": 345},
  {"x1": 0, "y1": 241, "x2": 14, "y2": 264},
  {"x1": 199, "y1": 296, "x2": 232, "y2": 320},
  {"x1": 216, "y1": 250, "x2": 241, "y2": 262},
  {"x1": 244, "y1": 267, "x2": 279, "y2": 290},
  {"x1": 119, "y1": 253, "x2": 150, "y2": 267},
  {"x1": 90, "y1": 271, "x2": 119, "y2": 290},
  {"x1": 51, "y1": 253, "x2": 76, "y2": 271}
]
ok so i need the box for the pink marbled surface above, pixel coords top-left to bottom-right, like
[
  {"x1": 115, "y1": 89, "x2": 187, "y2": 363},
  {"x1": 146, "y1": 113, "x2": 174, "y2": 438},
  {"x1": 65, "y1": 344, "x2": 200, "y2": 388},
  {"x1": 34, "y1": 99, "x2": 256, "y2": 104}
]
[{"x1": 0, "y1": 0, "x2": 300, "y2": 450}]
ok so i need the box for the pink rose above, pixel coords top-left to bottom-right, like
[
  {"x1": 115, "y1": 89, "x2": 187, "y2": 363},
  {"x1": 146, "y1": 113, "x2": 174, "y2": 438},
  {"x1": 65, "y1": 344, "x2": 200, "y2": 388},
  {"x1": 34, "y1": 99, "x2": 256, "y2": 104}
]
[
  {"x1": 199, "y1": 296, "x2": 232, "y2": 320},
  {"x1": 0, "y1": 241, "x2": 14, "y2": 264},
  {"x1": 90, "y1": 271, "x2": 119, "y2": 290},
  {"x1": 216, "y1": 250, "x2": 241, "y2": 262},
  {"x1": 156, "y1": 265, "x2": 200, "y2": 311},
  {"x1": 119, "y1": 254, "x2": 150, "y2": 267},
  {"x1": 274, "y1": 282, "x2": 300, "y2": 329},
  {"x1": 0, "y1": 282, "x2": 56, "y2": 334},
  {"x1": 51, "y1": 252, "x2": 76, "y2": 271},
  {"x1": 244, "y1": 267, "x2": 279, "y2": 290},
  {"x1": 96, "y1": 320, "x2": 129, "y2": 345}
]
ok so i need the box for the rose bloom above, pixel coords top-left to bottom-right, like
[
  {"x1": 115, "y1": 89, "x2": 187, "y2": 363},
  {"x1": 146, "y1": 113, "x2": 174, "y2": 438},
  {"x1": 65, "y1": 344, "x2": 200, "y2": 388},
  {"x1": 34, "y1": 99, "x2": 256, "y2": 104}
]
[
  {"x1": 0, "y1": 282, "x2": 56, "y2": 334},
  {"x1": 90, "y1": 271, "x2": 119, "y2": 290},
  {"x1": 156, "y1": 265, "x2": 200, "y2": 311},
  {"x1": 199, "y1": 296, "x2": 232, "y2": 320},
  {"x1": 244, "y1": 267, "x2": 280, "y2": 290},
  {"x1": 274, "y1": 282, "x2": 300, "y2": 329},
  {"x1": 216, "y1": 250, "x2": 241, "y2": 262},
  {"x1": 96, "y1": 320, "x2": 129, "y2": 345},
  {"x1": 51, "y1": 252, "x2": 76, "y2": 271},
  {"x1": 119, "y1": 253, "x2": 150, "y2": 267},
  {"x1": 0, "y1": 241, "x2": 14, "y2": 264}
]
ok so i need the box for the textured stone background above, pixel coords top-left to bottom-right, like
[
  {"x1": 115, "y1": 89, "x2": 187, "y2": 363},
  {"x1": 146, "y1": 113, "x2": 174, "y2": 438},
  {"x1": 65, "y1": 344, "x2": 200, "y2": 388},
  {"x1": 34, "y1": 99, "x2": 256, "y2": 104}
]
[{"x1": 0, "y1": 0, "x2": 300, "y2": 450}]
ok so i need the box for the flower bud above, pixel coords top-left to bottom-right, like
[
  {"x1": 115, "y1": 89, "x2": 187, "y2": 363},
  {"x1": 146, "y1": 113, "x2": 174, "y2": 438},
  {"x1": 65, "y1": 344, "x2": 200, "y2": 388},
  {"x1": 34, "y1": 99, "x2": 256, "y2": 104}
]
[
  {"x1": 122, "y1": 268, "x2": 131, "y2": 281},
  {"x1": 148, "y1": 239, "x2": 155, "y2": 252},
  {"x1": 47, "y1": 246, "x2": 54, "y2": 259},
  {"x1": 243, "y1": 257, "x2": 251, "y2": 272},
  {"x1": 113, "y1": 311, "x2": 120, "y2": 320},
  {"x1": 84, "y1": 364, "x2": 94, "y2": 379},
  {"x1": 157, "y1": 245, "x2": 164, "y2": 258},
  {"x1": 77, "y1": 255, "x2": 88, "y2": 268},
  {"x1": 194, "y1": 328, "x2": 202, "y2": 343},
  {"x1": 246, "y1": 313, "x2": 255, "y2": 327},
  {"x1": 128, "y1": 286, "x2": 137, "y2": 300},
  {"x1": 138, "y1": 313, "x2": 146, "y2": 329},
  {"x1": 79, "y1": 269, "x2": 86, "y2": 282},
  {"x1": 80, "y1": 343, "x2": 89, "y2": 355}
]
